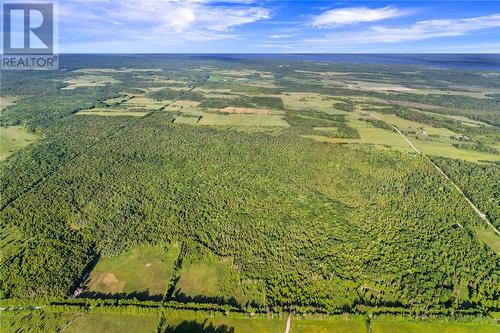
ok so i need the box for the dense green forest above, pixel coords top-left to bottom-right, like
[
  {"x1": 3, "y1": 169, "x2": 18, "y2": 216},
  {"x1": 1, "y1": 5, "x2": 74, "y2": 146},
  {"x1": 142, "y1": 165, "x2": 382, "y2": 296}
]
[
  {"x1": 431, "y1": 157, "x2": 499, "y2": 230},
  {"x1": 1, "y1": 55, "x2": 499, "y2": 318}
]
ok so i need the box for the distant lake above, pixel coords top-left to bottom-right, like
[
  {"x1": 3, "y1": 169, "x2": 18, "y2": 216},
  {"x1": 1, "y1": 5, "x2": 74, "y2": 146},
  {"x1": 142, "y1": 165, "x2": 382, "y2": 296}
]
[{"x1": 204, "y1": 54, "x2": 500, "y2": 71}]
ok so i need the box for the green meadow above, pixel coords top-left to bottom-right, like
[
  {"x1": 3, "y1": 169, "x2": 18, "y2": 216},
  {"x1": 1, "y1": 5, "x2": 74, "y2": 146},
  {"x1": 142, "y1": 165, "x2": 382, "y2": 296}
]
[
  {"x1": 83, "y1": 245, "x2": 180, "y2": 299},
  {"x1": 0, "y1": 126, "x2": 40, "y2": 161}
]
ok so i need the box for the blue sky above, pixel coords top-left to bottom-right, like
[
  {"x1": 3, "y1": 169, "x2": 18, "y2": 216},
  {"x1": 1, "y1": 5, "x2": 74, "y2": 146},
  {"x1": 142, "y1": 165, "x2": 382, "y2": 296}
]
[{"x1": 53, "y1": 1, "x2": 500, "y2": 53}]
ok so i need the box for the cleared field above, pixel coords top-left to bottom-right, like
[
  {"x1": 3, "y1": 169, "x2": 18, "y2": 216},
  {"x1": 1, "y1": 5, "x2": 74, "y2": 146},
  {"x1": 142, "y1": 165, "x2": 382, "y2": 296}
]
[
  {"x1": 174, "y1": 116, "x2": 201, "y2": 125},
  {"x1": 74, "y1": 68, "x2": 162, "y2": 74},
  {"x1": 76, "y1": 108, "x2": 148, "y2": 117},
  {"x1": 104, "y1": 96, "x2": 130, "y2": 106},
  {"x1": 291, "y1": 316, "x2": 366, "y2": 333},
  {"x1": 122, "y1": 97, "x2": 169, "y2": 110},
  {"x1": 221, "y1": 107, "x2": 271, "y2": 115},
  {"x1": 174, "y1": 253, "x2": 264, "y2": 307},
  {"x1": 347, "y1": 80, "x2": 415, "y2": 93},
  {"x1": 370, "y1": 112, "x2": 458, "y2": 137},
  {"x1": 198, "y1": 114, "x2": 289, "y2": 127},
  {"x1": 307, "y1": 114, "x2": 499, "y2": 162},
  {"x1": 62, "y1": 75, "x2": 120, "y2": 90},
  {"x1": 0, "y1": 96, "x2": 17, "y2": 110},
  {"x1": 304, "y1": 119, "x2": 412, "y2": 152},
  {"x1": 165, "y1": 100, "x2": 203, "y2": 116},
  {"x1": 171, "y1": 100, "x2": 201, "y2": 108},
  {"x1": 410, "y1": 139, "x2": 500, "y2": 162},
  {"x1": 161, "y1": 311, "x2": 286, "y2": 333},
  {"x1": 83, "y1": 245, "x2": 179, "y2": 300},
  {"x1": 0, "y1": 126, "x2": 40, "y2": 161},
  {"x1": 371, "y1": 319, "x2": 499, "y2": 333},
  {"x1": 474, "y1": 227, "x2": 500, "y2": 255},
  {"x1": 65, "y1": 313, "x2": 159, "y2": 333},
  {"x1": 281, "y1": 92, "x2": 339, "y2": 113}
]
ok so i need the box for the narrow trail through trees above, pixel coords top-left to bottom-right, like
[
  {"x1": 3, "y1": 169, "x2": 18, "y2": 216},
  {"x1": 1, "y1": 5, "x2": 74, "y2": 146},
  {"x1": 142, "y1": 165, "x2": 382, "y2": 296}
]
[{"x1": 369, "y1": 113, "x2": 500, "y2": 236}]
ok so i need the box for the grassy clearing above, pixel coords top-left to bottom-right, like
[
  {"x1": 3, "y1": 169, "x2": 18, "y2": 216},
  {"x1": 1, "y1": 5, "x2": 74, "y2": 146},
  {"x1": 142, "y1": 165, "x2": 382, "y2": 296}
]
[
  {"x1": 164, "y1": 100, "x2": 203, "y2": 116},
  {"x1": 474, "y1": 227, "x2": 500, "y2": 255},
  {"x1": 122, "y1": 97, "x2": 169, "y2": 110},
  {"x1": 371, "y1": 318, "x2": 499, "y2": 333},
  {"x1": 174, "y1": 116, "x2": 201, "y2": 125},
  {"x1": 198, "y1": 114, "x2": 288, "y2": 127},
  {"x1": 371, "y1": 112, "x2": 458, "y2": 137},
  {"x1": 104, "y1": 96, "x2": 131, "y2": 106},
  {"x1": 76, "y1": 108, "x2": 148, "y2": 117},
  {"x1": 84, "y1": 245, "x2": 179, "y2": 299},
  {"x1": 0, "y1": 126, "x2": 40, "y2": 161},
  {"x1": 221, "y1": 107, "x2": 271, "y2": 115},
  {"x1": 62, "y1": 75, "x2": 119, "y2": 90},
  {"x1": 347, "y1": 80, "x2": 415, "y2": 93},
  {"x1": 161, "y1": 310, "x2": 286, "y2": 333},
  {"x1": 410, "y1": 139, "x2": 500, "y2": 162},
  {"x1": 291, "y1": 315, "x2": 366, "y2": 333},
  {"x1": 304, "y1": 118, "x2": 412, "y2": 152},
  {"x1": 318, "y1": 112, "x2": 500, "y2": 162},
  {"x1": 192, "y1": 87, "x2": 242, "y2": 100},
  {"x1": 73, "y1": 68, "x2": 162, "y2": 74},
  {"x1": 161, "y1": 312, "x2": 365, "y2": 333},
  {"x1": 174, "y1": 252, "x2": 265, "y2": 307},
  {"x1": 65, "y1": 312, "x2": 159, "y2": 333},
  {"x1": 281, "y1": 92, "x2": 339, "y2": 113},
  {"x1": 0, "y1": 96, "x2": 17, "y2": 110}
]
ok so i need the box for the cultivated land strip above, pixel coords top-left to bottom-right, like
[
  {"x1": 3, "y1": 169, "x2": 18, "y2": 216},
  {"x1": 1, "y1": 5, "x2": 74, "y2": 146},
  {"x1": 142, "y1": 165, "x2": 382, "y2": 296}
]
[
  {"x1": 369, "y1": 113, "x2": 500, "y2": 237},
  {"x1": 0, "y1": 83, "x2": 203, "y2": 214}
]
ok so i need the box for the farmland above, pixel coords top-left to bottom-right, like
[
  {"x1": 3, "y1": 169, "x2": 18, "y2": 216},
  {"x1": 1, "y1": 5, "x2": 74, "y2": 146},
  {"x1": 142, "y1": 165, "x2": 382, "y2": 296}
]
[
  {"x1": 1, "y1": 308, "x2": 498, "y2": 333},
  {"x1": 0, "y1": 54, "x2": 499, "y2": 330},
  {"x1": 82, "y1": 245, "x2": 179, "y2": 300},
  {"x1": 0, "y1": 126, "x2": 40, "y2": 161}
]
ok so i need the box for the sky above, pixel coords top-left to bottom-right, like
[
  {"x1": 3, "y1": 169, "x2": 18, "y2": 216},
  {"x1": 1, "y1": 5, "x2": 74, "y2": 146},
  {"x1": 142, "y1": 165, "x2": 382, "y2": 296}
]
[{"x1": 12, "y1": 0, "x2": 500, "y2": 53}]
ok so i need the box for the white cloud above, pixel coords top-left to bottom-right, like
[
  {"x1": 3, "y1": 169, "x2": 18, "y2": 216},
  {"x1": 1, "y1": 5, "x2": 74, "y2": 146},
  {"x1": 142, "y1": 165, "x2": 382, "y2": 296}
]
[
  {"x1": 312, "y1": 6, "x2": 406, "y2": 28},
  {"x1": 269, "y1": 34, "x2": 297, "y2": 39},
  {"x1": 305, "y1": 13, "x2": 500, "y2": 46},
  {"x1": 59, "y1": 0, "x2": 270, "y2": 44}
]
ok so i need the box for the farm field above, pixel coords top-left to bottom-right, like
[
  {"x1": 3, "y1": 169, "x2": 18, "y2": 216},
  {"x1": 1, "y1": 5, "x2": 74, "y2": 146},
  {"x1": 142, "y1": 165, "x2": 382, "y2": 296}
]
[
  {"x1": 61, "y1": 74, "x2": 120, "y2": 90},
  {"x1": 0, "y1": 96, "x2": 17, "y2": 110},
  {"x1": 289, "y1": 316, "x2": 367, "y2": 333},
  {"x1": 174, "y1": 251, "x2": 265, "y2": 307},
  {"x1": 198, "y1": 113, "x2": 289, "y2": 127},
  {"x1": 0, "y1": 126, "x2": 40, "y2": 161},
  {"x1": 76, "y1": 108, "x2": 148, "y2": 117},
  {"x1": 82, "y1": 245, "x2": 180, "y2": 300},
  {"x1": 370, "y1": 318, "x2": 500, "y2": 333},
  {"x1": 1, "y1": 54, "x2": 499, "y2": 330},
  {"x1": 65, "y1": 312, "x2": 159, "y2": 333}
]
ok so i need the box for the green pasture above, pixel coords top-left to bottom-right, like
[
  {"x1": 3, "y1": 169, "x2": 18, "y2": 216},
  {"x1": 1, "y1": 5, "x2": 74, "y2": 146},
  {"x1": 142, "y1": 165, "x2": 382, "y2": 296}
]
[
  {"x1": 65, "y1": 312, "x2": 159, "y2": 333},
  {"x1": 0, "y1": 126, "x2": 40, "y2": 161},
  {"x1": 84, "y1": 245, "x2": 179, "y2": 299},
  {"x1": 371, "y1": 318, "x2": 500, "y2": 333},
  {"x1": 198, "y1": 114, "x2": 288, "y2": 127}
]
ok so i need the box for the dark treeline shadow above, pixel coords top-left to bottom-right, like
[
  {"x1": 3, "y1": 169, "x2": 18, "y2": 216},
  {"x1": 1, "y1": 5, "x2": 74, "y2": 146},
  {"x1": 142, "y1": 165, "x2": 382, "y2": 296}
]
[
  {"x1": 79, "y1": 289, "x2": 163, "y2": 301},
  {"x1": 159, "y1": 320, "x2": 234, "y2": 333},
  {"x1": 173, "y1": 291, "x2": 240, "y2": 308}
]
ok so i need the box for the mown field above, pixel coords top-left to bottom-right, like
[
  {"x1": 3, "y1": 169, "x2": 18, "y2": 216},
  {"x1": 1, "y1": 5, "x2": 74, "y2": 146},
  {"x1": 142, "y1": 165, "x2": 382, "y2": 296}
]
[
  {"x1": 0, "y1": 55, "x2": 499, "y2": 328},
  {"x1": 82, "y1": 245, "x2": 179, "y2": 300},
  {"x1": 0, "y1": 126, "x2": 40, "y2": 161},
  {"x1": 1, "y1": 309, "x2": 498, "y2": 333}
]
